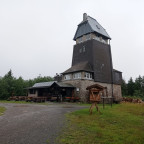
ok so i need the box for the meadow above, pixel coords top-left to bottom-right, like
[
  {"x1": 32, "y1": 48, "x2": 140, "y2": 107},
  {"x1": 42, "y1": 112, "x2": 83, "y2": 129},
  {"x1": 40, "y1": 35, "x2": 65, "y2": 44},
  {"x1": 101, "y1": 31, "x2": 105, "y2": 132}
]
[{"x1": 59, "y1": 103, "x2": 144, "y2": 144}]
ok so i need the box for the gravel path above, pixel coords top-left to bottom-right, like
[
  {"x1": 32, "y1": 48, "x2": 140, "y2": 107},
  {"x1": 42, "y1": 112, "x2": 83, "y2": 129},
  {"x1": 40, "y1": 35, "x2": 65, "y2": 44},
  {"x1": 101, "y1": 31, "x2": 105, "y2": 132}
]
[{"x1": 0, "y1": 103, "x2": 87, "y2": 144}]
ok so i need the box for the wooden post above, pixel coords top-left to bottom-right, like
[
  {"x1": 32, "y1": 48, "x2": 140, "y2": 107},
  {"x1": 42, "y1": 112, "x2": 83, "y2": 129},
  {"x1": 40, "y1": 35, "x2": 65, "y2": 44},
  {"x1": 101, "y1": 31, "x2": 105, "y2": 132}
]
[
  {"x1": 103, "y1": 97, "x2": 104, "y2": 109},
  {"x1": 110, "y1": 97, "x2": 113, "y2": 108}
]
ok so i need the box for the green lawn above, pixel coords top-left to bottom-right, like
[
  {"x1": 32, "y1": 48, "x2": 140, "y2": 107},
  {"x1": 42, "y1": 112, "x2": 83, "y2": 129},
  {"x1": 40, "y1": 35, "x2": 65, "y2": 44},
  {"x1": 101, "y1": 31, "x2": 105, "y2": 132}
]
[
  {"x1": 58, "y1": 103, "x2": 144, "y2": 144},
  {"x1": 0, "y1": 106, "x2": 6, "y2": 116}
]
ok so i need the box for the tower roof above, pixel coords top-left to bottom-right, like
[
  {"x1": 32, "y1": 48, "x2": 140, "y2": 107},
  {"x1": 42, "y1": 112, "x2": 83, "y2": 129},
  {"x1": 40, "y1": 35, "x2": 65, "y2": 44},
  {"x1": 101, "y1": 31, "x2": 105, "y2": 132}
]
[{"x1": 73, "y1": 13, "x2": 111, "y2": 40}]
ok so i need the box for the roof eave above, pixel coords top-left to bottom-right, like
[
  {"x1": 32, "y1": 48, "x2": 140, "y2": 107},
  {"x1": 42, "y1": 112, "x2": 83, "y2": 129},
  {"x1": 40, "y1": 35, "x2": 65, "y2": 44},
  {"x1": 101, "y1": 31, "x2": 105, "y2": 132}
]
[{"x1": 62, "y1": 70, "x2": 94, "y2": 75}]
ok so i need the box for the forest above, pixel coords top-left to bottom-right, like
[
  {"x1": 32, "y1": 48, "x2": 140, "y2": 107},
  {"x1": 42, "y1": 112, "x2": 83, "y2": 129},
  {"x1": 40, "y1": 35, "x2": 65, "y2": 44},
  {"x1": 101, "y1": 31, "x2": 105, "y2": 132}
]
[
  {"x1": 122, "y1": 76, "x2": 144, "y2": 100},
  {"x1": 0, "y1": 70, "x2": 53, "y2": 100},
  {"x1": 0, "y1": 70, "x2": 144, "y2": 100}
]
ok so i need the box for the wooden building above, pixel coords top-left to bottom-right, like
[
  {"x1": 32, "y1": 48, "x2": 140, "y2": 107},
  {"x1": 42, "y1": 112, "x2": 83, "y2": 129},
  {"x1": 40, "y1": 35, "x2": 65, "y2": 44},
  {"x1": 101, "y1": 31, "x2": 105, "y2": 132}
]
[{"x1": 27, "y1": 81, "x2": 75, "y2": 101}]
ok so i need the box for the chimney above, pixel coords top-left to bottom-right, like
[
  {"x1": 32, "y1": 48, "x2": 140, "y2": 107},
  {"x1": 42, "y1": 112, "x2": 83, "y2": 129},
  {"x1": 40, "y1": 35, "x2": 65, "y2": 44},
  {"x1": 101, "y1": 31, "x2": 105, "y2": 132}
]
[{"x1": 83, "y1": 13, "x2": 87, "y2": 21}]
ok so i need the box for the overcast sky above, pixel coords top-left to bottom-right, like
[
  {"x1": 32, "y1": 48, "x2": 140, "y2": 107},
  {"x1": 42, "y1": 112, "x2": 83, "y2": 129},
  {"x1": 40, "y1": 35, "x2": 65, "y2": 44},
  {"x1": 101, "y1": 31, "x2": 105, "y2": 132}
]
[{"x1": 0, "y1": 0, "x2": 144, "y2": 81}]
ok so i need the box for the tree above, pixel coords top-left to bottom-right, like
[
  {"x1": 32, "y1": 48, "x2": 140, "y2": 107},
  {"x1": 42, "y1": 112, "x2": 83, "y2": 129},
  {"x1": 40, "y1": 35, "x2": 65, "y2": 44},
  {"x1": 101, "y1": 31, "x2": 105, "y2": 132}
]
[
  {"x1": 121, "y1": 78, "x2": 128, "y2": 96},
  {"x1": 14, "y1": 77, "x2": 27, "y2": 96},
  {"x1": 0, "y1": 70, "x2": 15, "y2": 99},
  {"x1": 127, "y1": 77, "x2": 135, "y2": 96},
  {"x1": 135, "y1": 75, "x2": 142, "y2": 91}
]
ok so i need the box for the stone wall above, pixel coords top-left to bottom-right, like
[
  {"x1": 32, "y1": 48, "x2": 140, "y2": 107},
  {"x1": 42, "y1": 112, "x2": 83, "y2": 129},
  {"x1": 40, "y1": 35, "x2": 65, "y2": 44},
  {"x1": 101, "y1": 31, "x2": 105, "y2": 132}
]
[
  {"x1": 62, "y1": 79, "x2": 122, "y2": 102},
  {"x1": 113, "y1": 84, "x2": 122, "y2": 102}
]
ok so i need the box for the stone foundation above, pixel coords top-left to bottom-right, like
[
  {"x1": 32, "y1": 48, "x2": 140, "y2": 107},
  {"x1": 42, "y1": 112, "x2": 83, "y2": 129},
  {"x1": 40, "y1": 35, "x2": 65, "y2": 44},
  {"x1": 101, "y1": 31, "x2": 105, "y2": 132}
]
[{"x1": 62, "y1": 79, "x2": 122, "y2": 102}]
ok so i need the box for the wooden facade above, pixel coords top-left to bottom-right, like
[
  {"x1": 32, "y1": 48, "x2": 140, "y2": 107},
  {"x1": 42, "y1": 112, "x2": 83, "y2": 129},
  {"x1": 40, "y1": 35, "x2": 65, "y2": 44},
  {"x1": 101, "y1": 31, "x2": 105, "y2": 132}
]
[{"x1": 27, "y1": 82, "x2": 78, "y2": 102}]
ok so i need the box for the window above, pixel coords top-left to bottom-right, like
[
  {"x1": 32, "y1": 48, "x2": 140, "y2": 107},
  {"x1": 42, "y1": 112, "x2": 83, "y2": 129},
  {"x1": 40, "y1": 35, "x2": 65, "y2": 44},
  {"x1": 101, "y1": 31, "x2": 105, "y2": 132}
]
[
  {"x1": 78, "y1": 37, "x2": 83, "y2": 43},
  {"x1": 83, "y1": 46, "x2": 85, "y2": 52},
  {"x1": 86, "y1": 34, "x2": 91, "y2": 40},
  {"x1": 84, "y1": 72, "x2": 92, "y2": 79},
  {"x1": 29, "y1": 89, "x2": 35, "y2": 94},
  {"x1": 64, "y1": 74, "x2": 71, "y2": 80},
  {"x1": 102, "y1": 39, "x2": 105, "y2": 43},
  {"x1": 79, "y1": 46, "x2": 85, "y2": 53},
  {"x1": 73, "y1": 73, "x2": 81, "y2": 79},
  {"x1": 105, "y1": 39, "x2": 108, "y2": 44},
  {"x1": 79, "y1": 48, "x2": 82, "y2": 53},
  {"x1": 95, "y1": 36, "x2": 100, "y2": 41}
]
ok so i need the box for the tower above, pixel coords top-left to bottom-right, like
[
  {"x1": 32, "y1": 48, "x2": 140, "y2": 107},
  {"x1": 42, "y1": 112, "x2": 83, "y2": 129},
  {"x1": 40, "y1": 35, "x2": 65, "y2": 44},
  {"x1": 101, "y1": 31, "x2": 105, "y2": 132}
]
[{"x1": 62, "y1": 13, "x2": 122, "y2": 102}]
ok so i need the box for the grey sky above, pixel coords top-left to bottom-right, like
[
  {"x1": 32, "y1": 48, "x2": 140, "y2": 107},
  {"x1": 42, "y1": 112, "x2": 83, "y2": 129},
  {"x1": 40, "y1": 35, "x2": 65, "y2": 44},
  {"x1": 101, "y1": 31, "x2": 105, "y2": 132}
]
[{"x1": 0, "y1": 0, "x2": 144, "y2": 81}]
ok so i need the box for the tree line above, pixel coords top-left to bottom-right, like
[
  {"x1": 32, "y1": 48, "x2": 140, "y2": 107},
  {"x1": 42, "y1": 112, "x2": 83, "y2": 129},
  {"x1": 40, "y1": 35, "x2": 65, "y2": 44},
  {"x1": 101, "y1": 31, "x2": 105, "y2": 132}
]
[
  {"x1": 0, "y1": 70, "x2": 144, "y2": 100},
  {"x1": 0, "y1": 70, "x2": 53, "y2": 100},
  {"x1": 122, "y1": 76, "x2": 144, "y2": 100}
]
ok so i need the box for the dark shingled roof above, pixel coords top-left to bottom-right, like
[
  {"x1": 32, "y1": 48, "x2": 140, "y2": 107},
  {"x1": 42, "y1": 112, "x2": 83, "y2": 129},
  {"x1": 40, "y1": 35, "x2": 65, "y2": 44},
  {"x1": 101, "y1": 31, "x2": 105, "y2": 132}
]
[
  {"x1": 113, "y1": 69, "x2": 122, "y2": 73},
  {"x1": 74, "y1": 16, "x2": 111, "y2": 40},
  {"x1": 56, "y1": 82, "x2": 74, "y2": 88},
  {"x1": 32, "y1": 81, "x2": 56, "y2": 88},
  {"x1": 31, "y1": 81, "x2": 74, "y2": 89},
  {"x1": 62, "y1": 61, "x2": 93, "y2": 74}
]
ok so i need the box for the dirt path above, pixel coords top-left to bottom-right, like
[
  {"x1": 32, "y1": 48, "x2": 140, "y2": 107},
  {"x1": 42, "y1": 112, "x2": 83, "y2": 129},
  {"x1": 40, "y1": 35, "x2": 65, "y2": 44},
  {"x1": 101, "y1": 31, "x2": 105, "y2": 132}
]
[{"x1": 0, "y1": 103, "x2": 87, "y2": 144}]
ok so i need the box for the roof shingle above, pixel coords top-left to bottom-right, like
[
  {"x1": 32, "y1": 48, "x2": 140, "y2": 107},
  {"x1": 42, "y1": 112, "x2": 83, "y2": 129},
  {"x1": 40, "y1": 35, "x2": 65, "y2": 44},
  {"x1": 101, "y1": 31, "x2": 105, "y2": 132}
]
[{"x1": 62, "y1": 61, "x2": 93, "y2": 74}]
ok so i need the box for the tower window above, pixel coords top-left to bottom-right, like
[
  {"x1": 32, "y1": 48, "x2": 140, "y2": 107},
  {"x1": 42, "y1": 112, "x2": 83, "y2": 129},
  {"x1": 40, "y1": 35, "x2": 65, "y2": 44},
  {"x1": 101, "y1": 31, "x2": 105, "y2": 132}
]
[
  {"x1": 73, "y1": 73, "x2": 81, "y2": 79},
  {"x1": 86, "y1": 34, "x2": 91, "y2": 40},
  {"x1": 78, "y1": 37, "x2": 83, "y2": 43},
  {"x1": 83, "y1": 46, "x2": 85, "y2": 52},
  {"x1": 102, "y1": 39, "x2": 105, "y2": 43},
  {"x1": 95, "y1": 36, "x2": 100, "y2": 41}
]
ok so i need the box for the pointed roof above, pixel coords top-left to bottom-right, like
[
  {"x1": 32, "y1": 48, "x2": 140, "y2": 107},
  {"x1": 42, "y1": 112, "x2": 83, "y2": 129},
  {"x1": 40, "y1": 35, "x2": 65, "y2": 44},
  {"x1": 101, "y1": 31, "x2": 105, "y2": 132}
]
[
  {"x1": 62, "y1": 61, "x2": 93, "y2": 74},
  {"x1": 73, "y1": 14, "x2": 111, "y2": 40}
]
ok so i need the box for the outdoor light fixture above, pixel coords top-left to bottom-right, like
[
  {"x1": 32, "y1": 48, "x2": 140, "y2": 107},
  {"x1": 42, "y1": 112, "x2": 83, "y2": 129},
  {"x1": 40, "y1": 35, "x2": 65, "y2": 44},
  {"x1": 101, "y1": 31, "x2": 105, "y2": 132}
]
[{"x1": 76, "y1": 88, "x2": 80, "y2": 92}]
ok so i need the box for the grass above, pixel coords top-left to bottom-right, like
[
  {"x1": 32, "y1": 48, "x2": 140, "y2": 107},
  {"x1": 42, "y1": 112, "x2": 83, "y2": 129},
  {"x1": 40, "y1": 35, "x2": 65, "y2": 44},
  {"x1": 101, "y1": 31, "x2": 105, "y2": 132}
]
[
  {"x1": 0, "y1": 106, "x2": 6, "y2": 116},
  {"x1": 58, "y1": 103, "x2": 144, "y2": 144}
]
